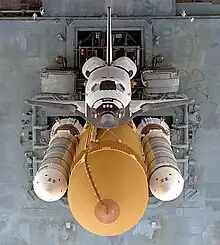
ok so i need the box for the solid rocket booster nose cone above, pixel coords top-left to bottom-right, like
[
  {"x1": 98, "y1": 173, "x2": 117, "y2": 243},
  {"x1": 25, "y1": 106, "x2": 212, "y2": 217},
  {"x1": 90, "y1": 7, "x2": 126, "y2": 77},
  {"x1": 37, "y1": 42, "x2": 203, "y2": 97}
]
[
  {"x1": 149, "y1": 167, "x2": 184, "y2": 201},
  {"x1": 33, "y1": 168, "x2": 67, "y2": 202}
]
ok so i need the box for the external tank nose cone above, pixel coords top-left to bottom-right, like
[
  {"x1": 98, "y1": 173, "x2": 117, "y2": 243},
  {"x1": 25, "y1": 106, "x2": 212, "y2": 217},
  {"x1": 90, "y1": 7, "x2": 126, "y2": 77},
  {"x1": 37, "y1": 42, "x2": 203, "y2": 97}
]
[{"x1": 68, "y1": 150, "x2": 148, "y2": 236}]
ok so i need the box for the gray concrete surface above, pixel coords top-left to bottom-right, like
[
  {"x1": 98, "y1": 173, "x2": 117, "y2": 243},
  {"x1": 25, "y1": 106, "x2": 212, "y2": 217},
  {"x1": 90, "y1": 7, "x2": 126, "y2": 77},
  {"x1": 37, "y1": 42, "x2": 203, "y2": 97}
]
[
  {"x1": 176, "y1": 3, "x2": 220, "y2": 16},
  {"x1": 1, "y1": 16, "x2": 220, "y2": 245},
  {"x1": 42, "y1": 0, "x2": 175, "y2": 16}
]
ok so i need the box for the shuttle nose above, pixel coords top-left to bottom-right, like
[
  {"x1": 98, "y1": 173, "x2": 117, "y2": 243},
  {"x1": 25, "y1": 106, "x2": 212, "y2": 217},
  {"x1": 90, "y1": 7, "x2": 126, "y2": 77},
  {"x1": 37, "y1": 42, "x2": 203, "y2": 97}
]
[{"x1": 99, "y1": 113, "x2": 117, "y2": 128}]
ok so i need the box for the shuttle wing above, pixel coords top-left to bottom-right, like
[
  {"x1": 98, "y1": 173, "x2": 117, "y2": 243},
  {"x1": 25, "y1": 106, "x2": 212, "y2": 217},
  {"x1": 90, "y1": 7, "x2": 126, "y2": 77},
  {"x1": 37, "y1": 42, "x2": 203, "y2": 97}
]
[
  {"x1": 25, "y1": 99, "x2": 85, "y2": 118},
  {"x1": 131, "y1": 97, "x2": 194, "y2": 118}
]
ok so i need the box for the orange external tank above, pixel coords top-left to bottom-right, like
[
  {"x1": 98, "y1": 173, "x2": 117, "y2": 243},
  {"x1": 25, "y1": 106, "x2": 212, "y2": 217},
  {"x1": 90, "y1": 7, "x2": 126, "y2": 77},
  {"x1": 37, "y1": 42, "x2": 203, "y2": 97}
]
[{"x1": 68, "y1": 122, "x2": 148, "y2": 236}]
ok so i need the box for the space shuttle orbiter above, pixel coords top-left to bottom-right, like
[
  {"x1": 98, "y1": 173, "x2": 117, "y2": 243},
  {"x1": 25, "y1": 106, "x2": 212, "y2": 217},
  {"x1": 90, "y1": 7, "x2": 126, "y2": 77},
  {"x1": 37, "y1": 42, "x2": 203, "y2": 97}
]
[{"x1": 26, "y1": 7, "x2": 190, "y2": 129}]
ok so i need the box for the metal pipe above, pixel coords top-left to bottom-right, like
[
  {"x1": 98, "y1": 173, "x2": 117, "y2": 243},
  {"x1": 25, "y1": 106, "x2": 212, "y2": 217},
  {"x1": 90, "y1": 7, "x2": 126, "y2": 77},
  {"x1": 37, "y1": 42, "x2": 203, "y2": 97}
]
[
  {"x1": 0, "y1": 10, "x2": 40, "y2": 14},
  {"x1": 25, "y1": 156, "x2": 33, "y2": 164},
  {"x1": 78, "y1": 45, "x2": 140, "y2": 50},
  {"x1": 33, "y1": 125, "x2": 49, "y2": 130},
  {"x1": 0, "y1": 16, "x2": 220, "y2": 21},
  {"x1": 136, "y1": 47, "x2": 140, "y2": 67},
  {"x1": 183, "y1": 155, "x2": 189, "y2": 181},
  {"x1": 32, "y1": 156, "x2": 38, "y2": 177},
  {"x1": 106, "y1": 7, "x2": 112, "y2": 65},
  {"x1": 171, "y1": 124, "x2": 188, "y2": 129},
  {"x1": 32, "y1": 105, "x2": 37, "y2": 150},
  {"x1": 189, "y1": 160, "x2": 196, "y2": 165},
  {"x1": 172, "y1": 144, "x2": 188, "y2": 149},
  {"x1": 177, "y1": 156, "x2": 189, "y2": 180},
  {"x1": 176, "y1": 158, "x2": 188, "y2": 163},
  {"x1": 33, "y1": 144, "x2": 48, "y2": 150},
  {"x1": 35, "y1": 159, "x2": 42, "y2": 164},
  {"x1": 184, "y1": 104, "x2": 189, "y2": 145}
]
